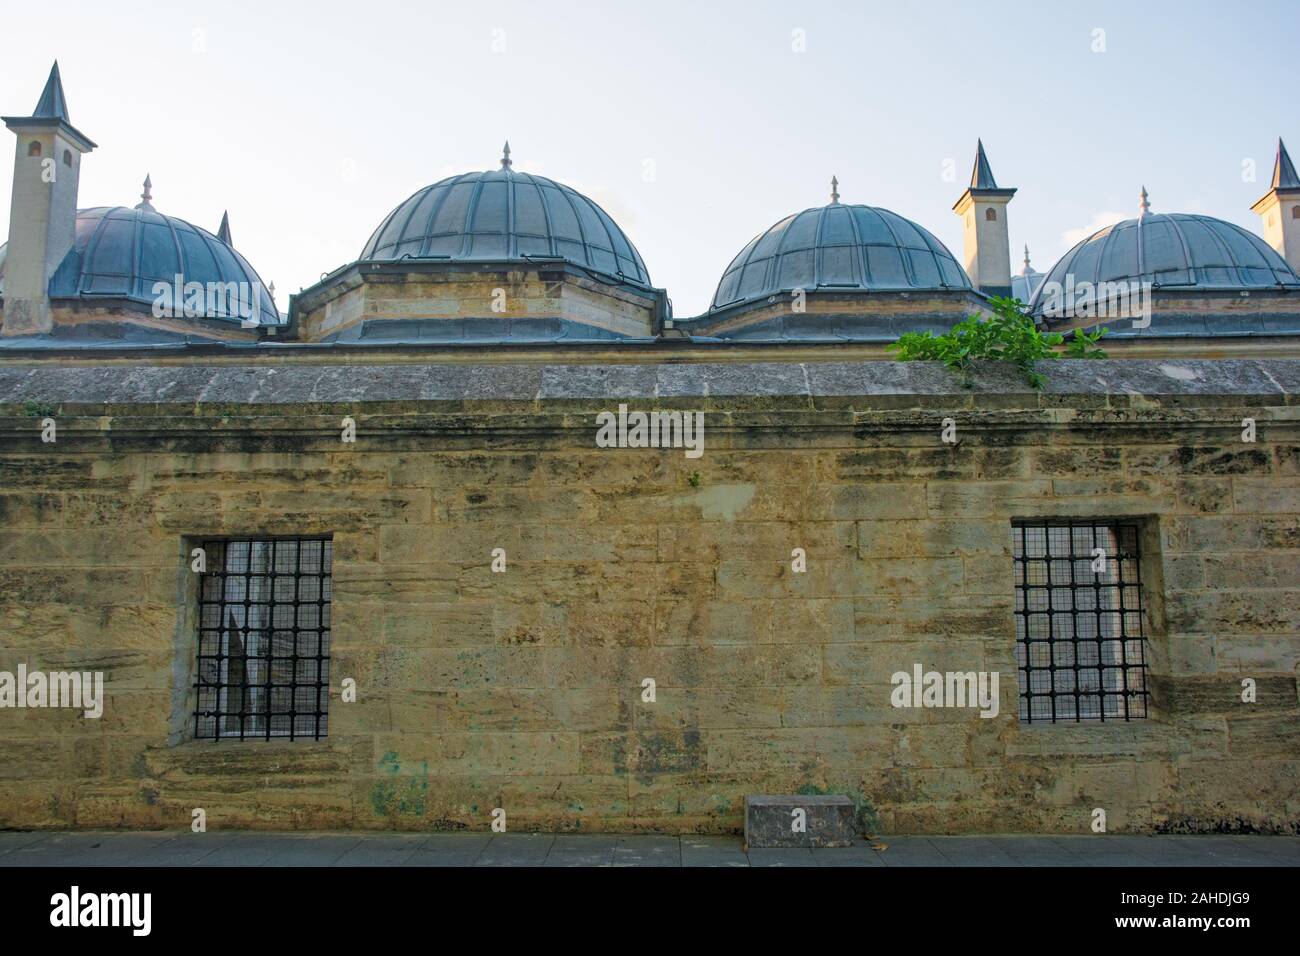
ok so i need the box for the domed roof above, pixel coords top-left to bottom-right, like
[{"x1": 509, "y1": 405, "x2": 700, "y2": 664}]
[
  {"x1": 1031, "y1": 195, "x2": 1300, "y2": 314},
  {"x1": 710, "y1": 184, "x2": 971, "y2": 310},
  {"x1": 360, "y1": 146, "x2": 651, "y2": 288},
  {"x1": 40, "y1": 189, "x2": 280, "y2": 326}
]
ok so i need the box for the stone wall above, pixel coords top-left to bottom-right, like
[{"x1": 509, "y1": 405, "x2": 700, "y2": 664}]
[
  {"x1": 292, "y1": 264, "x2": 659, "y2": 342},
  {"x1": 0, "y1": 359, "x2": 1296, "y2": 834}
]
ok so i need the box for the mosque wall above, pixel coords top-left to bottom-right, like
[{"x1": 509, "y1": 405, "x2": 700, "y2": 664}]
[{"x1": 0, "y1": 359, "x2": 1296, "y2": 835}]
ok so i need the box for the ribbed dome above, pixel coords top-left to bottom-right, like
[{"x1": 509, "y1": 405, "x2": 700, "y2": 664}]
[
  {"x1": 711, "y1": 201, "x2": 970, "y2": 310},
  {"x1": 38, "y1": 205, "x2": 281, "y2": 326},
  {"x1": 1031, "y1": 210, "x2": 1300, "y2": 314},
  {"x1": 360, "y1": 164, "x2": 651, "y2": 287}
]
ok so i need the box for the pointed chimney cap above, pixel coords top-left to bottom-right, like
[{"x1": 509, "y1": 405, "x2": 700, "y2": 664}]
[
  {"x1": 971, "y1": 138, "x2": 998, "y2": 189},
  {"x1": 33, "y1": 61, "x2": 71, "y2": 122},
  {"x1": 135, "y1": 174, "x2": 155, "y2": 212},
  {"x1": 952, "y1": 139, "x2": 1015, "y2": 211},
  {"x1": 217, "y1": 210, "x2": 233, "y2": 245},
  {"x1": 1251, "y1": 137, "x2": 1300, "y2": 212},
  {"x1": 1271, "y1": 137, "x2": 1300, "y2": 190},
  {"x1": 2, "y1": 60, "x2": 97, "y2": 150}
]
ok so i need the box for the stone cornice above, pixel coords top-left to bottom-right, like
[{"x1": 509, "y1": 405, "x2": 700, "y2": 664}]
[{"x1": 0, "y1": 360, "x2": 1295, "y2": 416}]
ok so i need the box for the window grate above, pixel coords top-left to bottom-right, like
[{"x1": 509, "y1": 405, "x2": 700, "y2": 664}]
[
  {"x1": 194, "y1": 536, "x2": 332, "y2": 741},
  {"x1": 1012, "y1": 520, "x2": 1149, "y2": 723}
]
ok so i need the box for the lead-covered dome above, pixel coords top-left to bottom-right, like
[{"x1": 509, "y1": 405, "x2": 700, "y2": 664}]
[
  {"x1": 360, "y1": 148, "x2": 651, "y2": 288},
  {"x1": 1031, "y1": 199, "x2": 1300, "y2": 315},
  {"x1": 710, "y1": 190, "x2": 971, "y2": 310},
  {"x1": 43, "y1": 200, "x2": 280, "y2": 326}
]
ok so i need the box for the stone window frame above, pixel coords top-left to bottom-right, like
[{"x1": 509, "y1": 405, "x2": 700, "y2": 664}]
[
  {"x1": 168, "y1": 534, "x2": 333, "y2": 745},
  {"x1": 1006, "y1": 513, "x2": 1169, "y2": 727}
]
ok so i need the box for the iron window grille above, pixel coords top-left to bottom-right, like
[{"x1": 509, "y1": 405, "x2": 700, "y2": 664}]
[
  {"x1": 194, "y1": 536, "x2": 332, "y2": 741},
  {"x1": 1013, "y1": 520, "x2": 1149, "y2": 723}
]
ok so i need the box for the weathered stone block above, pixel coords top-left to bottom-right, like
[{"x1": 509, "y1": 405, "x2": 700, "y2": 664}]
[
  {"x1": 744, "y1": 794, "x2": 856, "y2": 847},
  {"x1": 1126, "y1": 445, "x2": 1274, "y2": 477}
]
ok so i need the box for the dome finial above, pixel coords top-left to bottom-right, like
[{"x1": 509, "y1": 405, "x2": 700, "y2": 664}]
[
  {"x1": 500, "y1": 141, "x2": 512, "y2": 169},
  {"x1": 1139, "y1": 185, "x2": 1150, "y2": 217},
  {"x1": 1022, "y1": 244, "x2": 1032, "y2": 274},
  {"x1": 135, "y1": 173, "x2": 154, "y2": 212},
  {"x1": 830, "y1": 175, "x2": 840, "y2": 204}
]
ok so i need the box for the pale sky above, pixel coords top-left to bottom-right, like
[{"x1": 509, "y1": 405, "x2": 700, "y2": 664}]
[{"x1": 2, "y1": 0, "x2": 1296, "y2": 317}]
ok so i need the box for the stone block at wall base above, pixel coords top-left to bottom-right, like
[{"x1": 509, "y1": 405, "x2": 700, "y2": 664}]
[{"x1": 744, "y1": 794, "x2": 856, "y2": 847}]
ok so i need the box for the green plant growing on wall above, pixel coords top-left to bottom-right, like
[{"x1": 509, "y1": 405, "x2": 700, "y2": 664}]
[
  {"x1": 888, "y1": 296, "x2": 1107, "y2": 389},
  {"x1": 22, "y1": 400, "x2": 57, "y2": 418}
]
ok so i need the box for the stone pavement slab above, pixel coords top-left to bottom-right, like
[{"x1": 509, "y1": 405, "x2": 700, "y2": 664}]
[
  {"x1": 113, "y1": 833, "x2": 239, "y2": 867},
  {"x1": 331, "y1": 833, "x2": 426, "y2": 867},
  {"x1": 928, "y1": 836, "x2": 1023, "y2": 867},
  {"x1": 747, "y1": 847, "x2": 816, "y2": 867},
  {"x1": 264, "y1": 834, "x2": 365, "y2": 867},
  {"x1": 1128, "y1": 835, "x2": 1291, "y2": 867},
  {"x1": 474, "y1": 834, "x2": 555, "y2": 867},
  {"x1": 1, "y1": 832, "x2": 172, "y2": 867},
  {"x1": 872, "y1": 835, "x2": 953, "y2": 867},
  {"x1": 1045, "y1": 835, "x2": 1153, "y2": 867},
  {"x1": 542, "y1": 834, "x2": 619, "y2": 867},
  {"x1": 811, "y1": 844, "x2": 886, "y2": 867},
  {"x1": 681, "y1": 835, "x2": 749, "y2": 867},
  {"x1": 67, "y1": 834, "x2": 181, "y2": 867},
  {"x1": 1240, "y1": 836, "x2": 1300, "y2": 865},
  {"x1": 1, "y1": 831, "x2": 1297, "y2": 867},
  {"x1": 611, "y1": 835, "x2": 680, "y2": 867},
  {"x1": 400, "y1": 832, "x2": 492, "y2": 866},
  {"x1": 0, "y1": 832, "x2": 50, "y2": 855},
  {"x1": 194, "y1": 834, "x2": 294, "y2": 867},
  {"x1": 995, "y1": 836, "x2": 1088, "y2": 867}
]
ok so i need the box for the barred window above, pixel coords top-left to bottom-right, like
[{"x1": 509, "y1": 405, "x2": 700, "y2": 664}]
[
  {"x1": 1013, "y1": 520, "x2": 1149, "y2": 723},
  {"x1": 194, "y1": 536, "x2": 332, "y2": 740}
]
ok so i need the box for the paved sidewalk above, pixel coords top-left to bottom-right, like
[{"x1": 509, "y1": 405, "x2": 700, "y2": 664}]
[{"x1": 2, "y1": 831, "x2": 1298, "y2": 867}]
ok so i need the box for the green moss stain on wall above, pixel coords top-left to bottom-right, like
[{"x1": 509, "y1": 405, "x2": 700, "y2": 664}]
[{"x1": 371, "y1": 751, "x2": 429, "y2": 817}]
